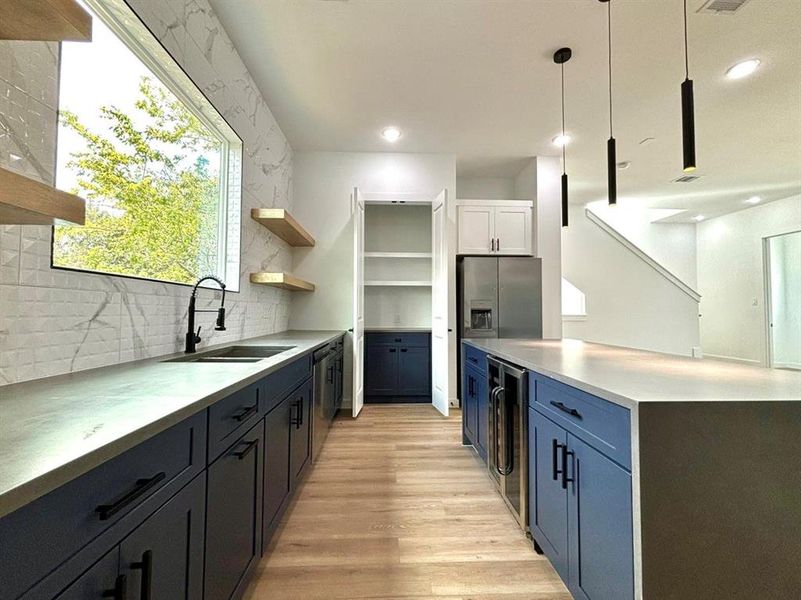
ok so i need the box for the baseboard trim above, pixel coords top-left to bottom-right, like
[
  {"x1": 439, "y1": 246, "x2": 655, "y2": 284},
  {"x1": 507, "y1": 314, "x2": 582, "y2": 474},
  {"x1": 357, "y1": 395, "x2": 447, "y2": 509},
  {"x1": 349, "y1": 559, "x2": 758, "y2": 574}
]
[{"x1": 703, "y1": 353, "x2": 763, "y2": 366}]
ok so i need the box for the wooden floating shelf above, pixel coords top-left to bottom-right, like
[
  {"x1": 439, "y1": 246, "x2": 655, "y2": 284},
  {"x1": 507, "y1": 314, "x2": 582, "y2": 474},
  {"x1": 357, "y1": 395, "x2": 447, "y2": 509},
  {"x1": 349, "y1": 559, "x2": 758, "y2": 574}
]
[
  {"x1": 365, "y1": 280, "x2": 432, "y2": 287},
  {"x1": 364, "y1": 252, "x2": 432, "y2": 259},
  {"x1": 251, "y1": 208, "x2": 315, "y2": 247},
  {"x1": 0, "y1": 0, "x2": 92, "y2": 42},
  {"x1": 0, "y1": 165, "x2": 86, "y2": 225},
  {"x1": 250, "y1": 272, "x2": 315, "y2": 292}
]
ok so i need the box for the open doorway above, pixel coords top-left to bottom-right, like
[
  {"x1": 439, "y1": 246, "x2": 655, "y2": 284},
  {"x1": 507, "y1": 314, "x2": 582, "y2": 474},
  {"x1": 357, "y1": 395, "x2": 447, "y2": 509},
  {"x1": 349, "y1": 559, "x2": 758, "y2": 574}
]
[{"x1": 764, "y1": 230, "x2": 801, "y2": 370}]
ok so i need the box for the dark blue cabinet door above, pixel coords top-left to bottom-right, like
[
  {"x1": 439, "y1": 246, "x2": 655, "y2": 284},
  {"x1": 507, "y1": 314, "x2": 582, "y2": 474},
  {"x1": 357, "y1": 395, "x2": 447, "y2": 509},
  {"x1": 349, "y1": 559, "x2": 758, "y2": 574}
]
[
  {"x1": 462, "y1": 366, "x2": 477, "y2": 442},
  {"x1": 475, "y1": 371, "x2": 489, "y2": 460},
  {"x1": 289, "y1": 378, "x2": 313, "y2": 484},
  {"x1": 397, "y1": 347, "x2": 430, "y2": 395},
  {"x1": 567, "y1": 433, "x2": 634, "y2": 600},
  {"x1": 205, "y1": 422, "x2": 264, "y2": 600},
  {"x1": 120, "y1": 474, "x2": 205, "y2": 600},
  {"x1": 528, "y1": 408, "x2": 569, "y2": 582},
  {"x1": 264, "y1": 398, "x2": 291, "y2": 542},
  {"x1": 54, "y1": 549, "x2": 119, "y2": 600},
  {"x1": 365, "y1": 344, "x2": 398, "y2": 395}
]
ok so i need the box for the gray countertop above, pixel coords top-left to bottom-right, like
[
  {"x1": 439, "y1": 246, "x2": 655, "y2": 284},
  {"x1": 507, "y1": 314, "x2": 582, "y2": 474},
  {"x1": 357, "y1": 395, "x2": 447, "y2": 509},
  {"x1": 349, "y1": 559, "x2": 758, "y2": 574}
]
[
  {"x1": 464, "y1": 338, "x2": 801, "y2": 409},
  {"x1": 365, "y1": 327, "x2": 431, "y2": 332},
  {"x1": 0, "y1": 330, "x2": 344, "y2": 520}
]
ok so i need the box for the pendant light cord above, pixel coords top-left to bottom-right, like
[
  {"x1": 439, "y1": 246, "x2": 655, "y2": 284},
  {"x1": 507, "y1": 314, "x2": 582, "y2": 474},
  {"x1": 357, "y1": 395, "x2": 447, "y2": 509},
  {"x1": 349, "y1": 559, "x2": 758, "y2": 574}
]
[
  {"x1": 608, "y1": 0, "x2": 613, "y2": 137},
  {"x1": 683, "y1": 0, "x2": 689, "y2": 79},
  {"x1": 561, "y1": 62, "x2": 566, "y2": 174}
]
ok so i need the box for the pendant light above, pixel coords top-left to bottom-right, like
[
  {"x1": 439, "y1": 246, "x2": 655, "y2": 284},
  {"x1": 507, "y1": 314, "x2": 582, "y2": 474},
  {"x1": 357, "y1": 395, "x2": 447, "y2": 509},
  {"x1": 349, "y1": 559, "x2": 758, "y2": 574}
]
[
  {"x1": 600, "y1": 0, "x2": 616, "y2": 205},
  {"x1": 554, "y1": 47, "x2": 572, "y2": 227},
  {"x1": 681, "y1": 0, "x2": 696, "y2": 172}
]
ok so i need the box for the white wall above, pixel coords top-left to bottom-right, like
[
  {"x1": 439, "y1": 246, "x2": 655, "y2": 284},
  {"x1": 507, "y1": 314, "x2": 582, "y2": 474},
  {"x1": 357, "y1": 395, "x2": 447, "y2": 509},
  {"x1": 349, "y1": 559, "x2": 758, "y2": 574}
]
[
  {"x1": 562, "y1": 205, "x2": 700, "y2": 356},
  {"x1": 289, "y1": 151, "x2": 456, "y2": 405},
  {"x1": 768, "y1": 231, "x2": 801, "y2": 369},
  {"x1": 456, "y1": 177, "x2": 515, "y2": 200},
  {"x1": 587, "y1": 202, "x2": 698, "y2": 289},
  {"x1": 0, "y1": 0, "x2": 294, "y2": 385},
  {"x1": 697, "y1": 195, "x2": 801, "y2": 365}
]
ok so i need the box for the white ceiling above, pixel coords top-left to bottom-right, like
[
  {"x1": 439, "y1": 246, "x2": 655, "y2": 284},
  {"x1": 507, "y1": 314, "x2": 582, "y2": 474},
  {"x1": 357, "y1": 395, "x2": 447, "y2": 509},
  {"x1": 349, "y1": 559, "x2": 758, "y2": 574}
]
[{"x1": 209, "y1": 0, "x2": 801, "y2": 220}]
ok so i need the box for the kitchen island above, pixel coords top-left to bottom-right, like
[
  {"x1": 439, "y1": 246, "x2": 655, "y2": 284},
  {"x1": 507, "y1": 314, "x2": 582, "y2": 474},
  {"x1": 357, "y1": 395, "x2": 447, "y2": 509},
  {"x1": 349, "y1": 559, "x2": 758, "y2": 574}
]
[{"x1": 464, "y1": 338, "x2": 801, "y2": 600}]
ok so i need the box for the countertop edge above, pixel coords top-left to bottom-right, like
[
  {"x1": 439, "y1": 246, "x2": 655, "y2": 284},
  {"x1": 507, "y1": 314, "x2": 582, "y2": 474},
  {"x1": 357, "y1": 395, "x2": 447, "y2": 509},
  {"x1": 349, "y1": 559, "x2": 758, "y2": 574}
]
[{"x1": 0, "y1": 330, "x2": 345, "y2": 520}]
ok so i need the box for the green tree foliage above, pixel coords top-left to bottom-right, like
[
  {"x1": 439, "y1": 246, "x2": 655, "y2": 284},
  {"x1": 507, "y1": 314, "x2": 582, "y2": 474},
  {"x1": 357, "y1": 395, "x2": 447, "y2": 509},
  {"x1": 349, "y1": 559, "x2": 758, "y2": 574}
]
[{"x1": 54, "y1": 76, "x2": 222, "y2": 284}]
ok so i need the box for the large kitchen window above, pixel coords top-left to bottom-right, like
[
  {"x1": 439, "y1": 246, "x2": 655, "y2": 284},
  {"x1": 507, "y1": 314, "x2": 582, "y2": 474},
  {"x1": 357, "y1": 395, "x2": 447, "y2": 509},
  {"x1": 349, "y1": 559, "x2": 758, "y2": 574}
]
[{"x1": 53, "y1": 0, "x2": 242, "y2": 290}]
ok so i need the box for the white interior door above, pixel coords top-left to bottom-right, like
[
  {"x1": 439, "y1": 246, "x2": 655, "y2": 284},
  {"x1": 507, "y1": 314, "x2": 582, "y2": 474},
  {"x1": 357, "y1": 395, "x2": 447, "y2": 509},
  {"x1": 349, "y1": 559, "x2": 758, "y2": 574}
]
[
  {"x1": 431, "y1": 190, "x2": 450, "y2": 416},
  {"x1": 352, "y1": 188, "x2": 365, "y2": 417}
]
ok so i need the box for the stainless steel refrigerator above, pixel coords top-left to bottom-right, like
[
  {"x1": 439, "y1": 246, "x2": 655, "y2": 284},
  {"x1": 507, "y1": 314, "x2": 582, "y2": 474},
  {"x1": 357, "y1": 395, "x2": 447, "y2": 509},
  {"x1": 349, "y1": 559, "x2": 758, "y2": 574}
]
[{"x1": 457, "y1": 256, "x2": 542, "y2": 399}]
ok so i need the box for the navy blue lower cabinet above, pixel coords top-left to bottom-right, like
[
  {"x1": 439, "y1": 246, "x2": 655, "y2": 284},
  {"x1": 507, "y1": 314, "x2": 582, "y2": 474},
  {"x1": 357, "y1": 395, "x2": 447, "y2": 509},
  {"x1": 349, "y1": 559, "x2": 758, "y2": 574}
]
[
  {"x1": 53, "y1": 550, "x2": 120, "y2": 600},
  {"x1": 567, "y1": 433, "x2": 634, "y2": 600},
  {"x1": 205, "y1": 421, "x2": 264, "y2": 600},
  {"x1": 289, "y1": 378, "x2": 313, "y2": 485},
  {"x1": 463, "y1": 366, "x2": 478, "y2": 443},
  {"x1": 120, "y1": 474, "x2": 205, "y2": 600},
  {"x1": 397, "y1": 347, "x2": 430, "y2": 396},
  {"x1": 263, "y1": 397, "x2": 292, "y2": 545},
  {"x1": 365, "y1": 344, "x2": 398, "y2": 396},
  {"x1": 528, "y1": 408, "x2": 569, "y2": 582}
]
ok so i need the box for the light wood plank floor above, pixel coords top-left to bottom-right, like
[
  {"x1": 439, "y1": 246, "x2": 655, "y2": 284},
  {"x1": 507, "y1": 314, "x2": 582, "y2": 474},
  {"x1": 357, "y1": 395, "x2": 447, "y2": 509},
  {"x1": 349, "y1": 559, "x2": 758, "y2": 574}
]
[{"x1": 243, "y1": 404, "x2": 571, "y2": 599}]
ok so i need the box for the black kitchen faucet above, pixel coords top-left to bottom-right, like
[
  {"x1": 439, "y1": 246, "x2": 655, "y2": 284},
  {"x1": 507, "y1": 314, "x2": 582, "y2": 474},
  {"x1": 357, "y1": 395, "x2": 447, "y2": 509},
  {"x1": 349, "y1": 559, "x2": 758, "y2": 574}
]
[{"x1": 186, "y1": 276, "x2": 226, "y2": 353}]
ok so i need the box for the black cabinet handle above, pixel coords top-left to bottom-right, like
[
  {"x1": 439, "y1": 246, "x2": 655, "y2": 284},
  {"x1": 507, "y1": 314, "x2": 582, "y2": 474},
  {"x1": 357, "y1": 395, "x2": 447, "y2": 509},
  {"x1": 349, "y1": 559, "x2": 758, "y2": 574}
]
[
  {"x1": 298, "y1": 399, "x2": 304, "y2": 426},
  {"x1": 497, "y1": 238, "x2": 500, "y2": 252},
  {"x1": 102, "y1": 575, "x2": 127, "y2": 600},
  {"x1": 468, "y1": 376, "x2": 474, "y2": 397},
  {"x1": 552, "y1": 438, "x2": 565, "y2": 482},
  {"x1": 96, "y1": 473, "x2": 166, "y2": 520},
  {"x1": 290, "y1": 400, "x2": 300, "y2": 427},
  {"x1": 550, "y1": 400, "x2": 582, "y2": 419},
  {"x1": 491, "y1": 238, "x2": 495, "y2": 252},
  {"x1": 389, "y1": 348, "x2": 397, "y2": 353},
  {"x1": 131, "y1": 550, "x2": 152, "y2": 600},
  {"x1": 233, "y1": 403, "x2": 258, "y2": 422},
  {"x1": 400, "y1": 348, "x2": 408, "y2": 353},
  {"x1": 394, "y1": 338, "x2": 402, "y2": 342},
  {"x1": 233, "y1": 438, "x2": 259, "y2": 460},
  {"x1": 561, "y1": 445, "x2": 576, "y2": 490},
  {"x1": 467, "y1": 356, "x2": 478, "y2": 364}
]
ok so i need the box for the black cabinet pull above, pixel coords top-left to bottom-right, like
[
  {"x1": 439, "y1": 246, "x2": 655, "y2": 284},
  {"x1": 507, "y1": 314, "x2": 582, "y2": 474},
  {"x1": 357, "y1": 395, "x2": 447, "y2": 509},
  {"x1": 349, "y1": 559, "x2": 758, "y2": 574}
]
[
  {"x1": 298, "y1": 399, "x2": 304, "y2": 426},
  {"x1": 561, "y1": 445, "x2": 576, "y2": 490},
  {"x1": 96, "y1": 473, "x2": 166, "y2": 520},
  {"x1": 290, "y1": 400, "x2": 300, "y2": 427},
  {"x1": 394, "y1": 338, "x2": 402, "y2": 342},
  {"x1": 131, "y1": 550, "x2": 152, "y2": 600},
  {"x1": 233, "y1": 438, "x2": 259, "y2": 460},
  {"x1": 389, "y1": 348, "x2": 397, "y2": 353},
  {"x1": 327, "y1": 365, "x2": 334, "y2": 383},
  {"x1": 233, "y1": 403, "x2": 258, "y2": 422},
  {"x1": 497, "y1": 238, "x2": 500, "y2": 252},
  {"x1": 468, "y1": 376, "x2": 474, "y2": 397},
  {"x1": 550, "y1": 400, "x2": 582, "y2": 419},
  {"x1": 400, "y1": 348, "x2": 408, "y2": 353},
  {"x1": 467, "y1": 356, "x2": 478, "y2": 364},
  {"x1": 102, "y1": 575, "x2": 127, "y2": 600},
  {"x1": 552, "y1": 438, "x2": 565, "y2": 482},
  {"x1": 491, "y1": 238, "x2": 495, "y2": 252}
]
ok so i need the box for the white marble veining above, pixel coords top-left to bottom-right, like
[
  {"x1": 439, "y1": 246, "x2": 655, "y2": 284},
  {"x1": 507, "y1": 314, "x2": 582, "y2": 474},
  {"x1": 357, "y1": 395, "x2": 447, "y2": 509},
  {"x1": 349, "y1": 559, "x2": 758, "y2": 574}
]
[
  {"x1": 466, "y1": 338, "x2": 801, "y2": 408},
  {"x1": 0, "y1": 0, "x2": 295, "y2": 385},
  {"x1": 0, "y1": 330, "x2": 343, "y2": 520}
]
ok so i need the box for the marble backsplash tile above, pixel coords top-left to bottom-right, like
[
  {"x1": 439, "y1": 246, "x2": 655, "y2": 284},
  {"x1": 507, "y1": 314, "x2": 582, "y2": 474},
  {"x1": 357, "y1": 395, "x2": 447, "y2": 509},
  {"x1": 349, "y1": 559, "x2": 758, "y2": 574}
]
[{"x1": 0, "y1": 0, "x2": 294, "y2": 386}]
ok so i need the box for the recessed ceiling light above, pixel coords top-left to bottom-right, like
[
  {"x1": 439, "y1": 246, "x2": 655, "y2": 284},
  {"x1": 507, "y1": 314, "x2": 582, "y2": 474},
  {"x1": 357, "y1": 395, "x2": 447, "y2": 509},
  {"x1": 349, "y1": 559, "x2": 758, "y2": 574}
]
[
  {"x1": 552, "y1": 134, "x2": 571, "y2": 147},
  {"x1": 745, "y1": 195, "x2": 761, "y2": 204},
  {"x1": 693, "y1": 215, "x2": 705, "y2": 222},
  {"x1": 616, "y1": 161, "x2": 630, "y2": 170},
  {"x1": 726, "y1": 59, "x2": 760, "y2": 80},
  {"x1": 381, "y1": 126, "x2": 402, "y2": 142}
]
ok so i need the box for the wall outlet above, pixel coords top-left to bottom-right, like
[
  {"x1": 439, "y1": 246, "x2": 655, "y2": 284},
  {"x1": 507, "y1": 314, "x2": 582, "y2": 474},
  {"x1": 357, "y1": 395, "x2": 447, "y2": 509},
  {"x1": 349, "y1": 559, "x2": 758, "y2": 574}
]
[{"x1": 692, "y1": 346, "x2": 704, "y2": 359}]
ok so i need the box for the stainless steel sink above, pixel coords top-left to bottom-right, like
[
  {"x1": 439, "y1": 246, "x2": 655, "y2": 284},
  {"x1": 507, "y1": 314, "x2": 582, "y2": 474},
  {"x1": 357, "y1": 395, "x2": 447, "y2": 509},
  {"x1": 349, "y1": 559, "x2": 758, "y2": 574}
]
[{"x1": 164, "y1": 345, "x2": 296, "y2": 363}]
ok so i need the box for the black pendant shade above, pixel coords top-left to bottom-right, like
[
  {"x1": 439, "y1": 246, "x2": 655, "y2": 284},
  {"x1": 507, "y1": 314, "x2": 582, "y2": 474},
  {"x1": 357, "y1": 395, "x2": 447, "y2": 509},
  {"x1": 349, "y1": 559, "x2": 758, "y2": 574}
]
[
  {"x1": 554, "y1": 47, "x2": 572, "y2": 227},
  {"x1": 600, "y1": 0, "x2": 617, "y2": 205},
  {"x1": 681, "y1": 0, "x2": 697, "y2": 172}
]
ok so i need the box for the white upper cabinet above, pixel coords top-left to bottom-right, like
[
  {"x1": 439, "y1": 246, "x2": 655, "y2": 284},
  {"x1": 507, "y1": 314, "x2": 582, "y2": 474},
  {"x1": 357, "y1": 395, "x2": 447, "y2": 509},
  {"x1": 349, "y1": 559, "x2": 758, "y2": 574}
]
[{"x1": 457, "y1": 200, "x2": 533, "y2": 256}]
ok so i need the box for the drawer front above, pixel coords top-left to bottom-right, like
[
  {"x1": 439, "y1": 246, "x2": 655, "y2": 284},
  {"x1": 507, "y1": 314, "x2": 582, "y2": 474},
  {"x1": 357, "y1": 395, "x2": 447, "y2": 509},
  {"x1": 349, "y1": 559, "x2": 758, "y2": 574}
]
[
  {"x1": 261, "y1": 354, "x2": 312, "y2": 415},
  {"x1": 208, "y1": 382, "x2": 260, "y2": 462},
  {"x1": 530, "y1": 373, "x2": 631, "y2": 470},
  {"x1": 367, "y1": 332, "x2": 430, "y2": 348},
  {"x1": 0, "y1": 412, "x2": 206, "y2": 600},
  {"x1": 463, "y1": 343, "x2": 488, "y2": 375}
]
